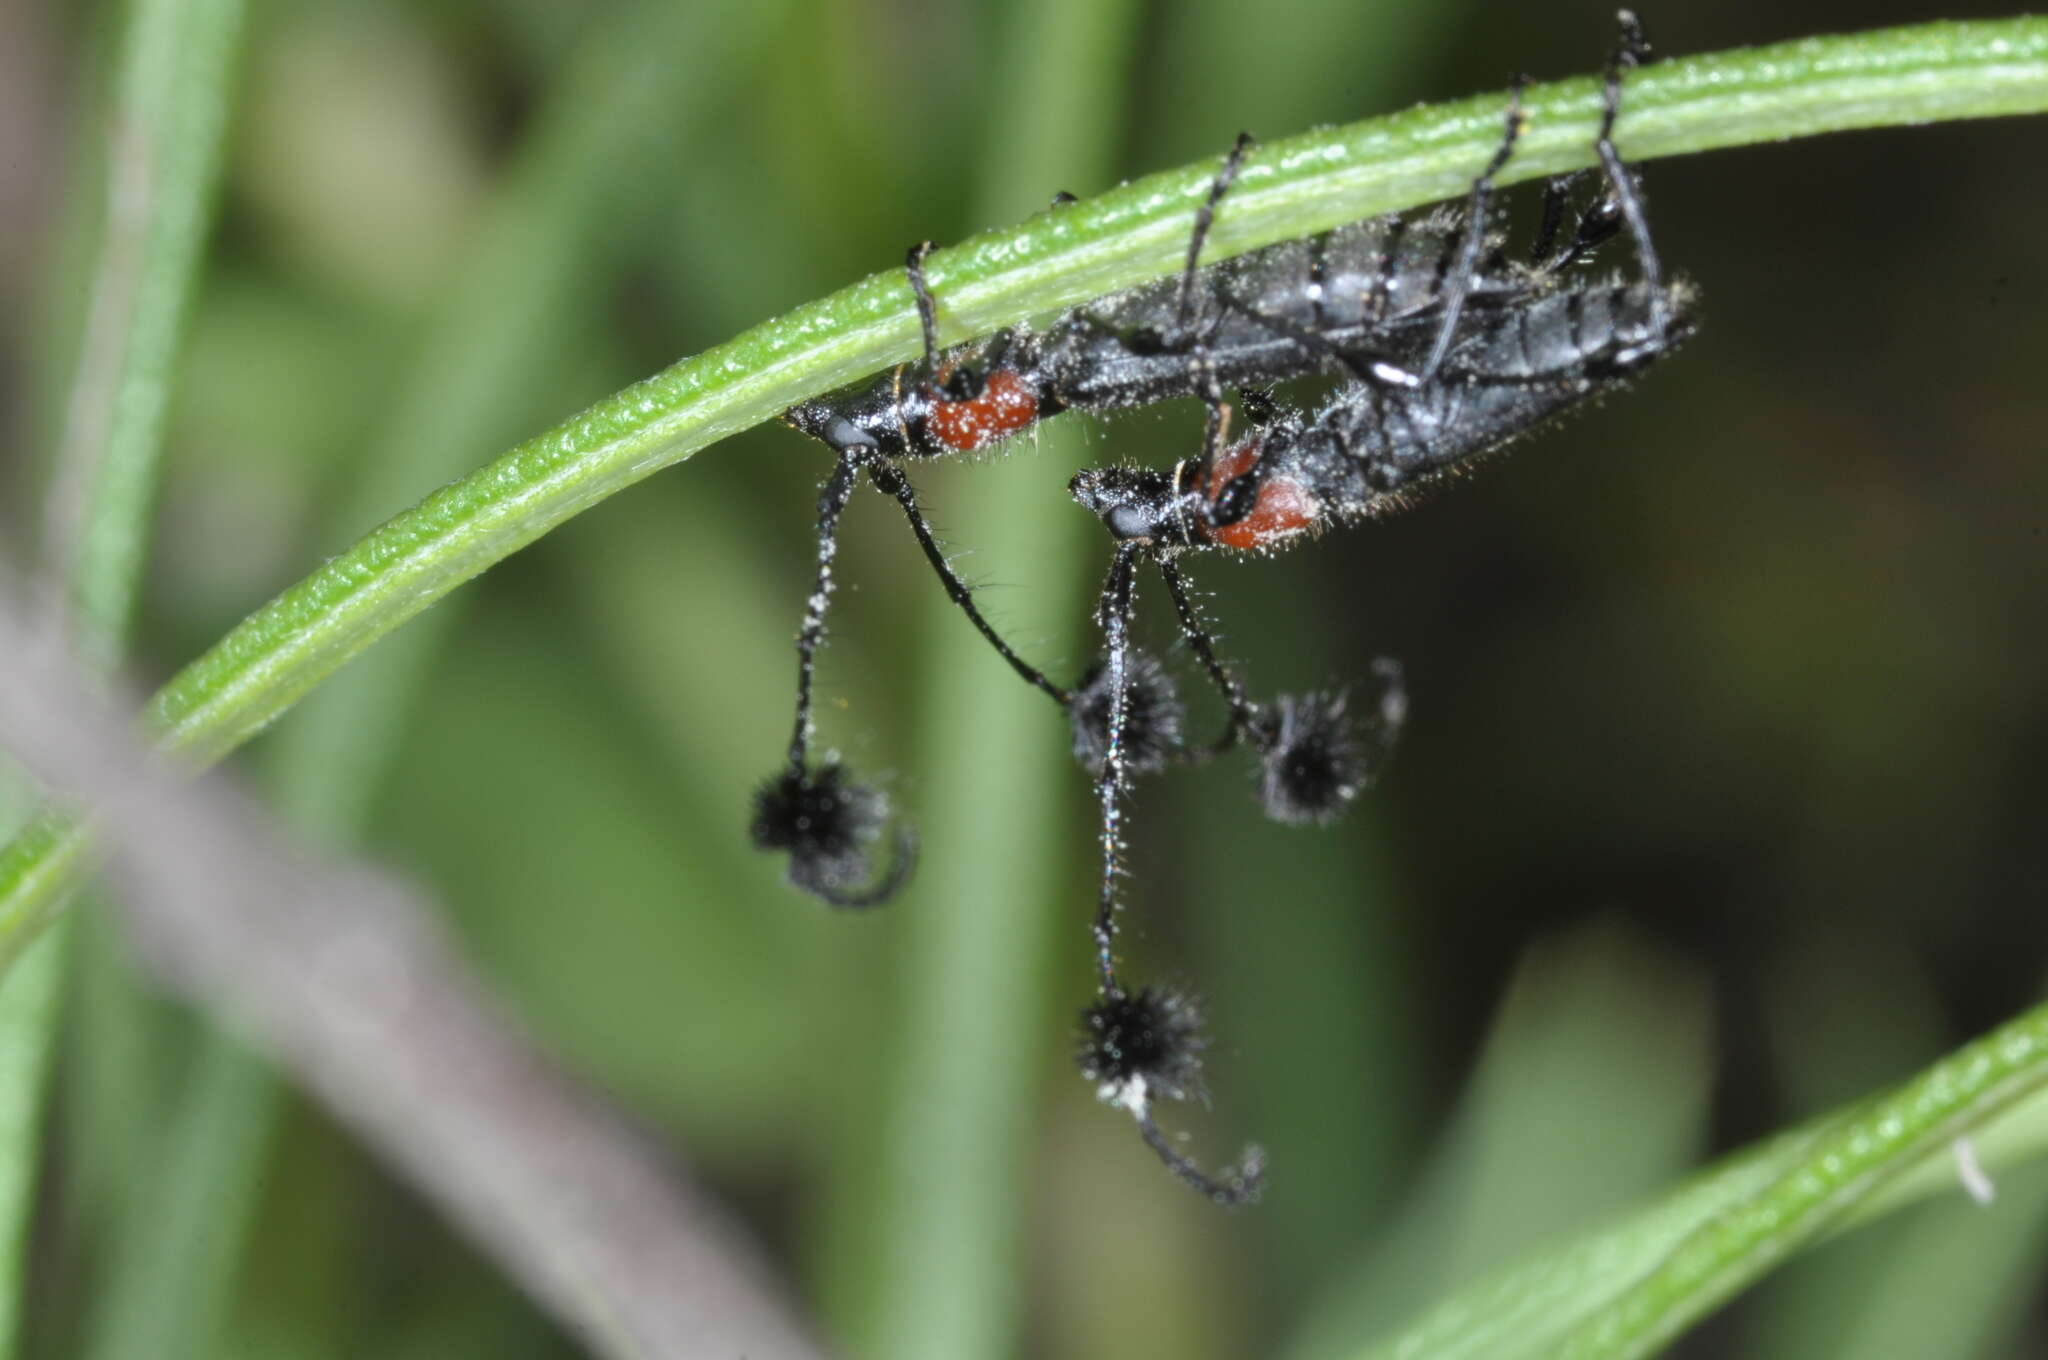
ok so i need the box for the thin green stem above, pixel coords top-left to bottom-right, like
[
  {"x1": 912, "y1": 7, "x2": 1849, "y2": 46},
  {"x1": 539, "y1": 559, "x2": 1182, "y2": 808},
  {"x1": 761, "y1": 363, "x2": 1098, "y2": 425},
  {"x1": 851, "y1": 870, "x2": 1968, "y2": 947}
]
[
  {"x1": 1354, "y1": 1000, "x2": 2048, "y2": 1359},
  {"x1": 46, "y1": 0, "x2": 246, "y2": 660},
  {"x1": 1552, "y1": 1000, "x2": 2048, "y2": 1358},
  {"x1": 0, "y1": 932, "x2": 64, "y2": 1359},
  {"x1": 8, "y1": 2, "x2": 246, "y2": 1359},
  {"x1": 76, "y1": 4, "x2": 764, "y2": 1358},
  {"x1": 79, "y1": 1034, "x2": 271, "y2": 1360},
  {"x1": 856, "y1": 1, "x2": 1142, "y2": 1356},
  {"x1": 0, "y1": 16, "x2": 2044, "y2": 975}
]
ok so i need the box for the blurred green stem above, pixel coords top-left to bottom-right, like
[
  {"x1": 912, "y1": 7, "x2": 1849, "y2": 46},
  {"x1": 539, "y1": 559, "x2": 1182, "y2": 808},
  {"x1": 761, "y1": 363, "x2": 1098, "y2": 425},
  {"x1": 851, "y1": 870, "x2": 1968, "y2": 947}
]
[
  {"x1": 45, "y1": 0, "x2": 244, "y2": 659},
  {"x1": 14, "y1": 1, "x2": 247, "y2": 1358},
  {"x1": 75, "y1": 4, "x2": 793, "y2": 1358},
  {"x1": 0, "y1": 932, "x2": 64, "y2": 1359},
  {"x1": 851, "y1": 3, "x2": 1142, "y2": 1358},
  {"x1": 1362, "y1": 994, "x2": 2048, "y2": 1359},
  {"x1": 1554, "y1": 1003, "x2": 2048, "y2": 1358}
]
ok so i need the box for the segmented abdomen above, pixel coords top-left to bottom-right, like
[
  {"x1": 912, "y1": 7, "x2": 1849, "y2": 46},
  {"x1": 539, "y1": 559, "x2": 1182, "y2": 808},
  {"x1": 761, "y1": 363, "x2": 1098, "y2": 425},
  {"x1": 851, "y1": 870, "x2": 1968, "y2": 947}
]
[{"x1": 1277, "y1": 277, "x2": 1699, "y2": 527}]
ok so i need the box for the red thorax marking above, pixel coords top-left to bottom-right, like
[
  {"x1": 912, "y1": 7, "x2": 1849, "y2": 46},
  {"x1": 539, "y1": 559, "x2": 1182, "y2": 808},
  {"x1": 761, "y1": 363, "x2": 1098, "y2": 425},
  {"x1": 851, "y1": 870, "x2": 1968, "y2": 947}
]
[
  {"x1": 1198, "y1": 437, "x2": 1319, "y2": 551},
  {"x1": 927, "y1": 367, "x2": 1042, "y2": 451}
]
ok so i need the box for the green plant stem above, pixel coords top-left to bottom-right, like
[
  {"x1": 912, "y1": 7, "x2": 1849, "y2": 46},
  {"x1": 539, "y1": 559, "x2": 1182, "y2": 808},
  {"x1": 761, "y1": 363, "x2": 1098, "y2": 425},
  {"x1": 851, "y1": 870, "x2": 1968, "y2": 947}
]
[
  {"x1": 76, "y1": 5, "x2": 764, "y2": 1358},
  {"x1": 79, "y1": 1035, "x2": 271, "y2": 1360},
  {"x1": 1553, "y1": 1001, "x2": 2048, "y2": 1358},
  {"x1": 47, "y1": 0, "x2": 245, "y2": 658},
  {"x1": 0, "y1": 931, "x2": 64, "y2": 1359},
  {"x1": 854, "y1": 2, "x2": 1142, "y2": 1356},
  {"x1": 1360, "y1": 998, "x2": 2048, "y2": 1359},
  {"x1": 0, "y1": 17, "x2": 2043, "y2": 979},
  {"x1": 8, "y1": 1, "x2": 246, "y2": 1358}
]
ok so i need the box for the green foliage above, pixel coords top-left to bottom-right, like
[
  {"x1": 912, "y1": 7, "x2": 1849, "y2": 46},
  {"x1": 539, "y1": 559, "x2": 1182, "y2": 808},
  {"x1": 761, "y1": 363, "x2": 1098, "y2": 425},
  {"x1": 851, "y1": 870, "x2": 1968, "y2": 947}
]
[{"x1": 11, "y1": 3, "x2": 2048, "y2": 1356}]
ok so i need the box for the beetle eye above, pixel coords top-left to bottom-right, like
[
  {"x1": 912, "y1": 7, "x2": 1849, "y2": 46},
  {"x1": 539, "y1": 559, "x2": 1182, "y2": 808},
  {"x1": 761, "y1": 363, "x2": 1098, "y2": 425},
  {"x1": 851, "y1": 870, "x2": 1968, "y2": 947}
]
[
  {"x1": 940, "y1": 364, "x2": 983, "y2": 401},
  {"x1": 1213, "y1": 473, "x2": 1260, "y2": 526}
]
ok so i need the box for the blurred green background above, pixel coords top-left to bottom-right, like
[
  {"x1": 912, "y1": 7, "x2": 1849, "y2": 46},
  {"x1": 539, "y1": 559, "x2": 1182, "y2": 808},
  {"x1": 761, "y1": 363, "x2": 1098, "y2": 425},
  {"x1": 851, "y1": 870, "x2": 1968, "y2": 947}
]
[{"x1": 4, "y1": 0, "x2": 2047, "y2": 1356}]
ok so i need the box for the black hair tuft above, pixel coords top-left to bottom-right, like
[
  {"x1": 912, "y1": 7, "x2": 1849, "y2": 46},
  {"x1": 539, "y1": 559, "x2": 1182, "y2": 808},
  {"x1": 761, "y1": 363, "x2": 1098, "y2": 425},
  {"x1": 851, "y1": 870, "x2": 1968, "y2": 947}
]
[
  {"x1": 1257, "y1": 691, "x2": 1367, "y2": 825},
  {"x1": 750, "y1": 763, "x2": 913, "y2": 908},
  {"x1": 1068, "y1": 650, "x2": 1186, "y2": 777},
  {"x1": 1077, "y1": 987, "x2": 1209, "y2": 1106}
]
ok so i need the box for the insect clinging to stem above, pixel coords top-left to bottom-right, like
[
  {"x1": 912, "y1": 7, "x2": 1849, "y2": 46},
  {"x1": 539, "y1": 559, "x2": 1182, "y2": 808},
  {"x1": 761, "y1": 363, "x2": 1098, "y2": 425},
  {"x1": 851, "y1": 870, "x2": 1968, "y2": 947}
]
[
  {"x1": 1063, "y1": 10, "x2": 1694, "y2": 1202},
  {"x1": 751, "y1": 10, "x2": 1695, "y2": 1204},
  {"x1": 755, "y1": 14, "x2": 1677, "y2": 912}
]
